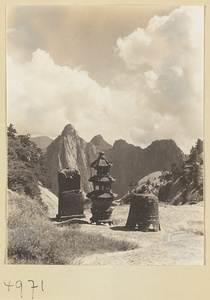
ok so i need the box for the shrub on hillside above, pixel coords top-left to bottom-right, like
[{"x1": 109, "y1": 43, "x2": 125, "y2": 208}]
[
  {"x1": 7, "y1": 124, "x2": 51, "y2": 199},
  {"x1": 159, "y1": 139, "x2": 203, "y2": 204}
]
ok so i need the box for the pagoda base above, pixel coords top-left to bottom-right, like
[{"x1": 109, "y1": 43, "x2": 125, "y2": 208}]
[
  {"x1": 91, "y1": 219, "x2": 114, "y2": 226},
  {"x1": 90, "y1": 205, "x2": 114, "y2": 225}
]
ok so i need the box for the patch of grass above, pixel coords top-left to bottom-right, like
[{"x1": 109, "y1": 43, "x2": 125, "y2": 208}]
[{"x1": 7, "y1": 191, "x2": 137, "y2": 265}]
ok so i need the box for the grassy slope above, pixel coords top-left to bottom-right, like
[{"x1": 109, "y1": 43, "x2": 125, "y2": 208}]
[{"x1": 7, "y1": 190, "x2": 137, "y2": 265}]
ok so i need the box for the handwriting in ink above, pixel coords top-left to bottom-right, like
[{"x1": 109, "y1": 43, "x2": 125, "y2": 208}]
[{"x1": 4, "y1": 280, "x2": 44, "y2": 299}]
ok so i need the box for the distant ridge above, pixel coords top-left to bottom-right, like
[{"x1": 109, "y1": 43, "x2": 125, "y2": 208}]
[
  {"x1": 31, "y1": 136, "x2": 53, "y2": 151},
  {"x1": 105, "y1": 139, "x2": 184, "y2": 197},
  {"x1": 45, "y1": 124, "x2": 184, "y2": 198},
  {"x1": 91, "y1": 134, "x2": 112, "y2": 152}
]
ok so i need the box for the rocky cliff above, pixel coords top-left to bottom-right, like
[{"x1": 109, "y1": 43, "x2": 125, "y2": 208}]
[
  {"x1": 46, "y1": 124, "x2": 185, "y2": 198},
  {"x1": 46, "y1": 124, "x2": 97, "y2": 196},
  {"x1": 122, "y1": 140, "x2": 203, "y2": 205},
  {"x1": 158, "y1": 140, "x2": 203, "y2": 205},
  {"x1": 90, "y1": 134, "x2": 112, "y2": 152},
  {"x1": 105, "y1": 139, "x2": 184, "y2": 197}
]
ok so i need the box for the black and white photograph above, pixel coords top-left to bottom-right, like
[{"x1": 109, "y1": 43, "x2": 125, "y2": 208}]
[{"x1": 6, "y1": 4, "x2": 204, "y2": 267}]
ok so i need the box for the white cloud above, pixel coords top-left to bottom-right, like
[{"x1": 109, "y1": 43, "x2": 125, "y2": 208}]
[
  {"x1": 116, "y1": 28, "x2": 152, "y2": 69},
  {"x1": 7, "y1": 49, "x2": 113, "y2": 140},
  {"x1": 8, "y1": 50, "x2": 144, "y2": 145},
  {"x1": 144, "y1": 70, "x2": 158, "y2": 89},
  {"x1": 115, "y1": 6, "x2": 203, "y2": 152},
  {"x1": 147, "y1": 15, "x2": 169, "y2": 31},
  {"x1": 117, "y1": 6, "x2": 203, "y2": 69},
  {"x1": 7, "y1": 6, "x2": 204, "y2": 154}
]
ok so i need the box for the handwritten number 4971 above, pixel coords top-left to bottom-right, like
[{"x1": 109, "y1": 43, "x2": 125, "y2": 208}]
[{"x1": 4, "y1": 280, "x2": 44, "y2": 299}]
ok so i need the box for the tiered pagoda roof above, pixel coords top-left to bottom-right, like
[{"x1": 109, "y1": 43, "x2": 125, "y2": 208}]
[
  {"x1": 98, "y1": 192, "x2": 118, "y2": 198},
  {"x1": 87, "y1": 190, "x2": 118, "y2": 199},
  {"x1": 90, "y1": 151, "x2": 113, "y2": 169},
  {"x1": 89, "y1": 175, "x2": 116, "y2": 183}
]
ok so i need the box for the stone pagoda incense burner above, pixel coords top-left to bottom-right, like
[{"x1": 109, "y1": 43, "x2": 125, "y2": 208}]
[{"x1": 87, "y1": 151, "x2": 117, "y2": 225}]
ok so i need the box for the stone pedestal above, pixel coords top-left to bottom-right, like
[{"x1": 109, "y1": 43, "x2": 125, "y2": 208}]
[
  {"x1": 57, "y1": 168, "x2": 85, "y2": 221},
  {"x1": 126, "y1": 193, "x2": 160, "y2": 232},
  {"x1": 59, "y1": 190, "x2": 84, "y2": 216},
  {"x1": 90, "y1": 199, "x2": 114, "y2": 224}
]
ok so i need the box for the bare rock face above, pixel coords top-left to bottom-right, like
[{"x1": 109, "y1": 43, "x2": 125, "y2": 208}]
[
  {"x1": 38, "y1": 183, "x2": 58, "y2": 218},
  {"x1": 159, "y1": 164, "x2": 203, "y2": 205},
  {"x1": 105, "y1": 139, "x2": 184, "y2": 198},
  {"x1": 46, "y1": 124, "x2": 97, "y2": 196},
  {"x1": 90, "y1": 134, "x2": 112, "y2": 152},
  {"x1": 158, "y1": 143, "x2": 203, "y2": 205},
  {"x1": 45, "y1": 124, "x2": 185, "y2": 200}
]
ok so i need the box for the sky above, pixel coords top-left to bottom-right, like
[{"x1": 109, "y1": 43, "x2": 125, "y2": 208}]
[{"x1": 7, "y1": 5, "x2": 204, "y2": 154}]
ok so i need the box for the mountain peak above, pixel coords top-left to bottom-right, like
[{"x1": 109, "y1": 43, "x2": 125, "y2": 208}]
[
  {"x1": 61, "y1": 124, "x2": 77, "y2": 136},
  {"x1": 92, "y1": 134, "x2": 103, "y2": 139},
  {"x1": 113, "y1": 139, "x2": 138, "y2": 150},
  {"x1": 91, "y1": 134, "x2": 112, "y2": 152},
  {"x1": 147, "y1": 139, "x2": 184, "y2": 156}
]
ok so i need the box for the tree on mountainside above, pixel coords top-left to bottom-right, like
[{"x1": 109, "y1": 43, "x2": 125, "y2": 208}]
[
  {"x1": 158, "y1": 138, "x2": 203, "y2": 205},
  {"x1": 195, "y1": 138, "x2": 203, "y2": 154},
  {"x1": 171, "y1": 138, "x2": 203, "y2": 192},
  {"x1": 7, "y1": 124, "x2": 51, "y2": 198},
  {"x1": 7, "y1": 124, "x2": 17, "y2": 138},
  {"x1": 183, "y1": 139, "x2": 203, "y2": 188}
]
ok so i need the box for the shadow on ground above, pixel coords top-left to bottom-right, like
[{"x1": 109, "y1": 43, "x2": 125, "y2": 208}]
[
  {"x1": 110, "y1": 226, "x2": 138, "y2": 231},
  {"x1": 110, "y1": 226, "x2": 161, "y2": 232}
]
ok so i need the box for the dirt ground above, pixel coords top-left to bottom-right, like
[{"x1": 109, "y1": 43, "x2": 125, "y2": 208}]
[{"x1": 72, "y1": 203, "x2": 204, "y2": 265}]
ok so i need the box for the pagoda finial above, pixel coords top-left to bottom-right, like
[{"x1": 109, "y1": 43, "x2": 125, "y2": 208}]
[{"x1": 90, "y1": 151, "x2": 112, "y2": 169}]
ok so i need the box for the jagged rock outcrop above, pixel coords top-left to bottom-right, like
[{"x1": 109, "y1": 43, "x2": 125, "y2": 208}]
[
  {"x1": 121, "y1": 171, "x2": 171, "y2": 204},
  {"x1": 90, "y1": 134, "x2": 112, "y2": 152},
  {"x1": 122, "y1": 148, "x2": 203, "y2": 206},
  {"x1": 105, "y1": 139, "x2": 184, "y2": 197},
  {"x1": 127, "y1": 140, "x2": 204, "y2": 205},
  {"x1": 158, "y1": 143, "x2": 203, "y2": 205},
  {"x1": 38, "y1": 183, "x2": 58, "y2": 218},
  {"x1": 45, "y1": 124, "x2": 185, "y2": 199},
  {"x1": 46, "y1": 124, "x2": 97, "y2": 196}
]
